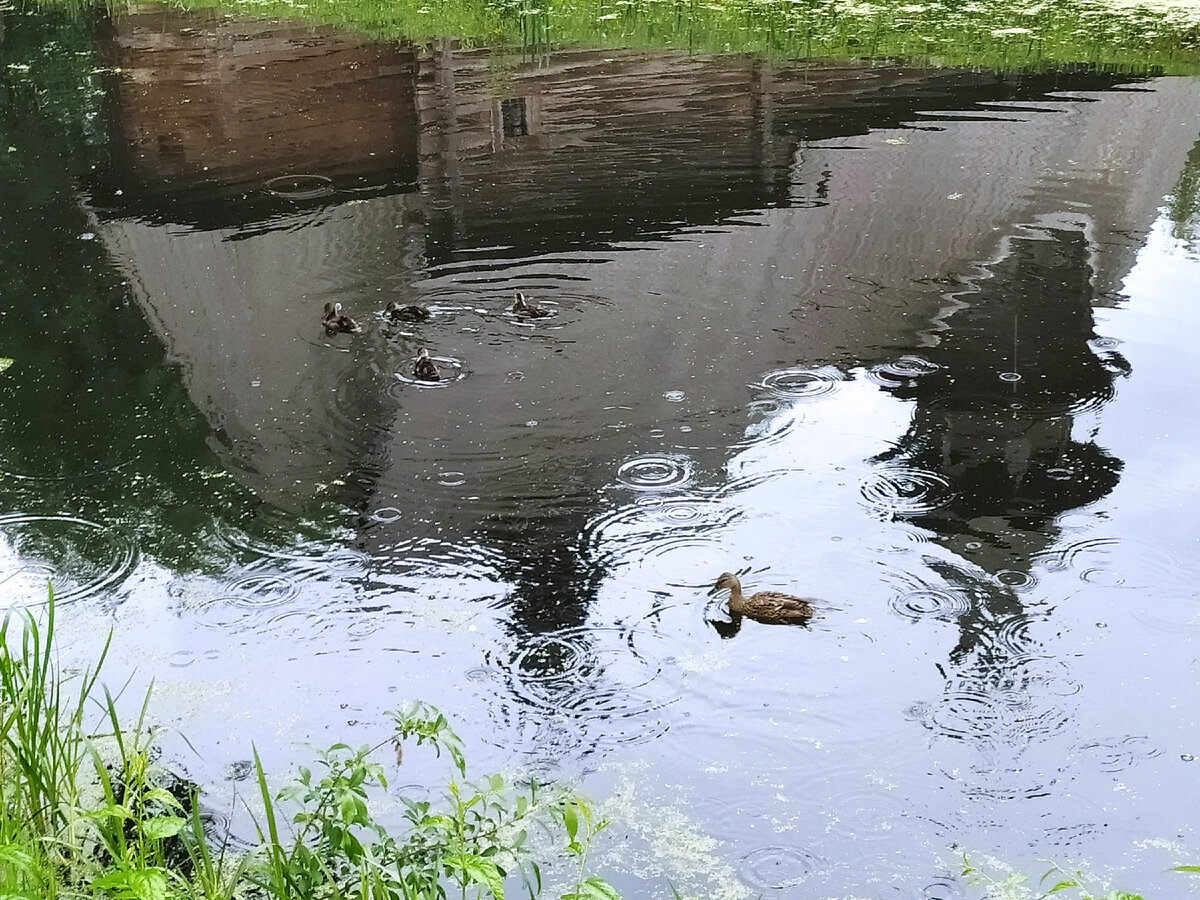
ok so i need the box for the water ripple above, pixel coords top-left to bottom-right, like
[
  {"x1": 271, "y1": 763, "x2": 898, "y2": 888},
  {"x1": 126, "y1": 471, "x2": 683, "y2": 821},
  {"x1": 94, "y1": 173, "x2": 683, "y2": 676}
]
[
  {"x1": 215, "y1": 507, "x2": 360, "y2": 566},
  {"x1": 1075, "y1": 735, "x2": 1162, "y2": 772},
  {"x1": 752, "y1": 365, "x2": 845, "y2": 400},
  {"x1": 615, "y1": 454, "x2": 694, "y2": 490},
  {"x1": 992, "y1": 615, "x2": 1052, "y2": 658},
  {"x1": 0, "y1": 514, "x2": 138, "y2": 606},
  {"x1": 888, "y1": 587, "x2": 972, "y2": 623},
  {"x1": 391, "y1": 355, "x2": 468, "y2": 389},
  {"x1": 1042, "y1": 822, "x2": 1105, "y2": 849},
  {"x1": 740, "y1": 845, "x2": 824, "y2": 890},
  {"x1": 859, "y1": 467, "x2": 958, "y2": 517},
  {"x1": 733, "y1": 399, "x2": 805, "y2": 449},
  {"x1": 479, "y1": 625, "x2": 677, "y2": 756},
  {"x1": 263, "y1": 173, "x2": 334, "y2": 200},
  {"x1": 583, "y1": 498, "x2": 741, "y2": 568},
  {"x1": 924, "y1": 683, "x2": 1070, "y2": 746},
  {"x1": 821, "y1": 784, "x2": 913, "y2": 843},
  {"x1": 919, "y1": 876, "x2": 969, "y2": 899},
  {"x1": 864, "y1": 355, "x2": 941, "y2": 389},
  {"x1": 220, "y1": 573, "x2": 301, "y2": 609},
  {"x1": 1034, "y1": 537, "x2": 1199, "y2": 605}
]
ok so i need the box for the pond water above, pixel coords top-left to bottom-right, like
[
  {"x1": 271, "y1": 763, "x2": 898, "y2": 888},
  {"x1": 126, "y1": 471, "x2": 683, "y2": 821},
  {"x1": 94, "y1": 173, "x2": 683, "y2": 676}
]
[{"x1": 2, "y1": 6, "x2": 1200, "y2": 897}]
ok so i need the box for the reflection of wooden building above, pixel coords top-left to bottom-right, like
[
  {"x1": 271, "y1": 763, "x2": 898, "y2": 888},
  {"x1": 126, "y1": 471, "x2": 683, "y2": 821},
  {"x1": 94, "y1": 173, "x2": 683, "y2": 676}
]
[{"x1": 99, "y1": 6, "x2": 419, "y2": 200}]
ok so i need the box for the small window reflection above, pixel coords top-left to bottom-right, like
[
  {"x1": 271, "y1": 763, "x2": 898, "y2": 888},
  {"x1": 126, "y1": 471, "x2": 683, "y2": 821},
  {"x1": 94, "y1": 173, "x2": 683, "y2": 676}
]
[{"x1": 500, "y1": 98, "x2": 529, "y2": 138}]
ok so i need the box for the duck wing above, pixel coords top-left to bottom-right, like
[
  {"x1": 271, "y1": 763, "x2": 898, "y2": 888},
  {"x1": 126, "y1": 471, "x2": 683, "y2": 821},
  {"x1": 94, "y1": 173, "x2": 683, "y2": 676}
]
[
  {"x1": 414, "y1": 359, "x2": 440, "y2": 381},
  {"x1": 392, "y1": 305, "x2": 429, "y2": 322},
  {"x1": 744, "y1": 591, "x2": 814, "y2": 624}
]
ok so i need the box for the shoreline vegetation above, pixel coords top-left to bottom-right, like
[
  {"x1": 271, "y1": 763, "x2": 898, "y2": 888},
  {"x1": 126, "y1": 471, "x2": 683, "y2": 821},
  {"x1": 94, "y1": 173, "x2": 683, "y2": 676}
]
[
  {"x1": 0, "y1": 589, "x2": 620, "y2": 900},
  {"x1": 21, "y1": 0, "x2": 1200, "y2": 74}
]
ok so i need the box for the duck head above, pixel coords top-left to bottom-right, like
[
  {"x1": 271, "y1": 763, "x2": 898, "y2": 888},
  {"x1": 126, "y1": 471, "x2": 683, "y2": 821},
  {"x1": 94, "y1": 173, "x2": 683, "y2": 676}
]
[{"x1": 709, "y1": 572, "x2": 741, "y2": 595}]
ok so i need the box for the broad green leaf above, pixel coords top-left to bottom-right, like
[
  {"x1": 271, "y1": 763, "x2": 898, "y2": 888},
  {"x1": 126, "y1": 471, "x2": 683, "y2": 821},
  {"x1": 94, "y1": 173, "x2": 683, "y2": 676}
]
[
  {"x1": 1173, "y1": 866, "x2": 1200, "y2": 872},
  {"x1": 127, "y1": 868, "x2": 170, "y2": 900},
  {"x1": 94, "y1": 867, "x2": 170, "y2": 900},
  {"x1": 0, "y1": 358, "x2": 13, "y2": 375},
  {"x1": 580, "y1": 876, "x2": 621, "y2": 900},
  {"x1": 447, "y1": 853, "x2": 505, "y2": 900},
  {"x1": 563, "y1": 802, "x2": 579, "y2": 843},
  {"x1": 141, "y1": 815, "x2": 186, "y2": 840},
  {"x1": 142, "y1": 788, "x2": 184, "y2": 810}
]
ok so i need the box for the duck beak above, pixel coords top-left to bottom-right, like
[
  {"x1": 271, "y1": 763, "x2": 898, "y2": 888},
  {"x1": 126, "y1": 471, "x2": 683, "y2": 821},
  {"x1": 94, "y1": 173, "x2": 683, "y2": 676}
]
[{"x1": 707, "y1": 584, "x2": 724, "y2": 597}]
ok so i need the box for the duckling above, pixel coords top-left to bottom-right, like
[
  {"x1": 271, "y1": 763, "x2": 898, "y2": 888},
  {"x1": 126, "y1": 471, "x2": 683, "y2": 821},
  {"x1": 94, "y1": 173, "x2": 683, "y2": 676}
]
[
  {"x1": 709, "y1": 572, "x2": 815, "y2": 625},
  {"x1": 413, "y1": 348, "x2": 440, "y2": 382},
  {"x1": 511, "y1": 291, "x2": 553, "y2": 319},
  {"x1": 385, "y1": 300, "x2": 430, "y2": 323},
  {"x1": 322, "y1": 302, "x2": 361, "y2": 335}
]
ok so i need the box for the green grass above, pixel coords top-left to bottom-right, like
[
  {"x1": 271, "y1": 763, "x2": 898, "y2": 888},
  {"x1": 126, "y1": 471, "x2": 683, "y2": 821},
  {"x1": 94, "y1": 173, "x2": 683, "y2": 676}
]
[
  {"x1": 78, "y1": 0, "x2": 1200, "y2": 75},
  {"x1": 0, "y1": 587, "x2": 620, "y2": 899}
]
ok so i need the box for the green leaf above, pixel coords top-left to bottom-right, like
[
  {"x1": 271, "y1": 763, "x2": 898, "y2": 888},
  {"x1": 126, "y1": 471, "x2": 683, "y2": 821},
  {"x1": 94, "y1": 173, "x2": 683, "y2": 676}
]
[
  {"x1": 1044, "y1": 881, "x2": 1080, "y2": 894},
  {"x1": 1173, "y1": 866, "x2": 1200, "y2": 872},
  {"x1": 0, "y1": 358, "x2": 13, "y2": 375},
  {"x1": 142, "y1": 788, "x2": 184, "y2": 810},
  {"x1": 579, "y1": 876, "x2": 621, "y2": 900},
  {"x1": 89, "y1": 804, "x2": 135, "y2": 822},
  {"x1": 563, "y1": 802, "x2": 579, "y2": 843},
  {"x1": 141, "y1": 815, "x2": 186, "y2": 840},
  {"x1": 94, "y1": 867, "x2": 170, "y2": 900},
  {"x1": 447, "y1": 853, "x2": 505, "y2": 899}
]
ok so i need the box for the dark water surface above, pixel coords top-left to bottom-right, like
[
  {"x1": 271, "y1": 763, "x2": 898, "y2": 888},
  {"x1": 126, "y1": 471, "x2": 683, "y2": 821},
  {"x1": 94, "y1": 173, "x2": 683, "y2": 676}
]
[{"x1": 2, "y1": 6, "x2": 1199, "y2": 896}]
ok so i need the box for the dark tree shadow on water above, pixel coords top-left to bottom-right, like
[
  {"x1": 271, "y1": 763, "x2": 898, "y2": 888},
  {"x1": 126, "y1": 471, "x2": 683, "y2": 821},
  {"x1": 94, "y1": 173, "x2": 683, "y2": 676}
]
[{"x1": 873, "y1": 226, "x2": 1127, "y2": 661}]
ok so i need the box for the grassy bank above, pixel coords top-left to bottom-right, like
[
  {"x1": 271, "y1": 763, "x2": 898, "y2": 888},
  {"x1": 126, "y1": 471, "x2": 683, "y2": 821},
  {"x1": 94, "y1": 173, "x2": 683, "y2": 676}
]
[
  {"x1": 16, "y1": 0, "x2": 1200, "y2": 73},
  {"x1": 0, "y1": 590, "x2": 619, "y2": 900}
]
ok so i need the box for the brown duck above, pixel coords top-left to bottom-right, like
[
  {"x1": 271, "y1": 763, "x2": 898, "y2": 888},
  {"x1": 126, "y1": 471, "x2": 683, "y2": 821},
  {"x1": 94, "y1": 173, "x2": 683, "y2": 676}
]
[
  {"x1": 385, "y1": 300, "x2": 430, "y2": 323},
  {"x1": 511, "y1": 291, "x2": 553, "y2": 318},
  {"x1": 322, "y1": 302, "x2": 361, "y2": 335},
  {"x1": 710, "y1": 572, "x2": 815, "y2": 625},
  {"x1": 413, "y1": 348, "x2": 441, "y2": 382}
]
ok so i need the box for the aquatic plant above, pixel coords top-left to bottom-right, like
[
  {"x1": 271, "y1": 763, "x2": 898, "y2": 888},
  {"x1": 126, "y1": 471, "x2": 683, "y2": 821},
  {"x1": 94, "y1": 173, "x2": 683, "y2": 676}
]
[
  {"x1": 0, "y1": 589, "x2": 621, "y2": 899},
  {"x1": 247, "y1": 703, "x2": 617, "y2": 900},
  {"x1": 0, "y1": 586, "x2": 108, "y2": 896},
  {"x1": 960, "y1": 854, "x2": 1148, "y2": 900}
]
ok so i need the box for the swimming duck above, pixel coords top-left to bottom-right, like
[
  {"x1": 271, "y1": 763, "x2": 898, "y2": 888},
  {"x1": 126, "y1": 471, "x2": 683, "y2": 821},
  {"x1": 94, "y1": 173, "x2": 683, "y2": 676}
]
[
  {"x1": 413, "y1": 348, "x2": 441, "y2": 382},
  {"x1": 511, "y1": 291, "x2": 553, "y2": 319},
  {"x1": 322, "y1": 302, "x2": 361, "y2": 335},
  {"x1": 385, "y1": 300, "x2": 430, "y2": 323},
  {"x1": 709, "y1": 572, "x2": 815, "y2": 625}
]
